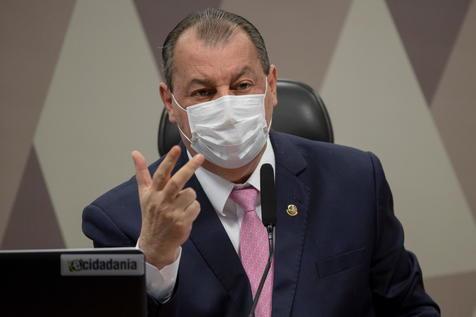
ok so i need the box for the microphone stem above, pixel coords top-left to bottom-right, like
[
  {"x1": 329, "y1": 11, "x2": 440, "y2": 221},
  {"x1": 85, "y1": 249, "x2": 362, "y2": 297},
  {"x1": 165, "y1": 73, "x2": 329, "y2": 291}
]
[{"x1": 248, "y1": 225, "x2": 274, "y2": 317}]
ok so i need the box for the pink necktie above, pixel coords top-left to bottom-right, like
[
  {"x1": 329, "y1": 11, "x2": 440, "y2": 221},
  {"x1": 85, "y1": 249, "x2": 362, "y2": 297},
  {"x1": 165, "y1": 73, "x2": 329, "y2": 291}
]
[{"x1": 230, "y1": 187, "x2": 273, "y2": 317}]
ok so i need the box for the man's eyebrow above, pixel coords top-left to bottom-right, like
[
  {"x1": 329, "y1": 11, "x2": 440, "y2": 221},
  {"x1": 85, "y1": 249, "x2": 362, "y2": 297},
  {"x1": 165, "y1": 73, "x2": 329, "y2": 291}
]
[
  {"x1": 230, "y1": 66, "x2": 255, "y2": 83},
  {"x1": 188, "y1": 78, "x2": 213, "y2": 87},
  {"x1": 184, "y1": 66, "x2": 256, "y2": 92},
  {"x1": 185, "y1": 78, "x2": 214, "y2": 91}
]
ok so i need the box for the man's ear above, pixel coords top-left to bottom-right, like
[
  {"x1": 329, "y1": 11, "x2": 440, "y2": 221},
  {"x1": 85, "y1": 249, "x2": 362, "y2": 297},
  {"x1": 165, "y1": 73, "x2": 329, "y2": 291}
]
[
  {"x1": 268, "y1": 64, "x2": 278, "y2": 107},
  {"x1": 159, "y1": 82, "x2": 177, "y2": 123}
]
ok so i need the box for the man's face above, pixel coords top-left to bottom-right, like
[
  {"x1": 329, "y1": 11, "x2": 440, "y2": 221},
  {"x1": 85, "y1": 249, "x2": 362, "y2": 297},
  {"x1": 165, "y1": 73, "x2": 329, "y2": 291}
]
[{"x1": 160, "y1": 28, "x2": 278, "y2": 147}]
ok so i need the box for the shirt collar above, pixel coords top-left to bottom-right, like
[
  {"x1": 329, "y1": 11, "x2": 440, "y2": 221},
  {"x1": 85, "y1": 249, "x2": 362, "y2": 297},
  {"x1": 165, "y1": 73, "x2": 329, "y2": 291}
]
[{"x1": 188, "y1": 137, "x2": 276, "y2": 216}]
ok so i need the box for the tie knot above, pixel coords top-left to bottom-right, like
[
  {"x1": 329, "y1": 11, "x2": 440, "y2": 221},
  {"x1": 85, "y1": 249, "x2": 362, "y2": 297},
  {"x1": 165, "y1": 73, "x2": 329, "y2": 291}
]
[{"x1": 230, "y1": 187, "x2": 258, "y2": 212}]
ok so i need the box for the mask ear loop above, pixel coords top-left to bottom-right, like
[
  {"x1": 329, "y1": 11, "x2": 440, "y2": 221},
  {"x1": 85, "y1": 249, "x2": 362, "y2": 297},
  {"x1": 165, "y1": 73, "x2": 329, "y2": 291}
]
[
  {"x1": 170, "y1": 93, "x2": 193, "y2": 145},
  {"x1": 171, "y1": 93, "x2": 186, "y2": 112},
  {"x1": 263, "y1": 77, "x2": 272, "y2": 133}
]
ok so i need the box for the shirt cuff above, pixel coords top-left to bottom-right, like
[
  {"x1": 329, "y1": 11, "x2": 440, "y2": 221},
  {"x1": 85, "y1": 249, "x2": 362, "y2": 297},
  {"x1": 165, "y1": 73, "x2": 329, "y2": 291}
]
[{"x1": 136, "y1": 242, "x2": 181, "y2": 303}]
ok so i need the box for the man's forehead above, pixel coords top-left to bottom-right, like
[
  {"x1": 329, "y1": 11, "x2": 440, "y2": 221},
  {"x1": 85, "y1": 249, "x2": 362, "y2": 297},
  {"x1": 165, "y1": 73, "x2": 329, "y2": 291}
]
[{"x1": 172, "y1": 27, "x2": 262, "y2": 84}]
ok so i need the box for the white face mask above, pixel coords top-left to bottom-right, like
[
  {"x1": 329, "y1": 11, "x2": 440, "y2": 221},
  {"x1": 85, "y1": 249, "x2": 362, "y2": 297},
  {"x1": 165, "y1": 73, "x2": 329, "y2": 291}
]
[{"x1": 172, "y1": 81, "x2": 270, "y2": 169}]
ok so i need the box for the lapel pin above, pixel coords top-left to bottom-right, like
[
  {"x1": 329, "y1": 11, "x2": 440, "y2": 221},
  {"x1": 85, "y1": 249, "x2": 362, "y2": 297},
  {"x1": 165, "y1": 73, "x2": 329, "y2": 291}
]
[{"x1": 286, "y1": 204, "x2": 298, "y2": 217}]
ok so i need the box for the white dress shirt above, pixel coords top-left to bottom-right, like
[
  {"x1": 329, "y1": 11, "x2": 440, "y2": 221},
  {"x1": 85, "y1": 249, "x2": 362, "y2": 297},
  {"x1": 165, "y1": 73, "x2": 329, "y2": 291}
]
[{"x1": 139, "y1": 138, "x2": 276, "y2": 302}]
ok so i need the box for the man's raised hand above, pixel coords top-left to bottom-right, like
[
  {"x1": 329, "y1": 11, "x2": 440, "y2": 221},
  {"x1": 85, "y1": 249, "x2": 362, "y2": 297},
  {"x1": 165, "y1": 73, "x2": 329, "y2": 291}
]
[{"x1": 132, "y1": 146, "x2": 204, "y2": 269}]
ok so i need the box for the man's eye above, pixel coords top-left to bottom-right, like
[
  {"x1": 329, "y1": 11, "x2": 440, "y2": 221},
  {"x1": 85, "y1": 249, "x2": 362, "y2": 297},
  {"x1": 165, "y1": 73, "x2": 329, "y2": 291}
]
[
  {"x1": 236, "y1": 82, "x2": 253, "y2": 90},
  {"x1": 191, "y1": 89, "x2": 213, "y2": 97}
]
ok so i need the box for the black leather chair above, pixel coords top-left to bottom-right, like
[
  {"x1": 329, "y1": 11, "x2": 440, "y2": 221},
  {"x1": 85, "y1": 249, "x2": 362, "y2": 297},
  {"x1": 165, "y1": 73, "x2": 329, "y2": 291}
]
[{"x1": 157, "y1": 79, "x2": 334, "y2": 156}]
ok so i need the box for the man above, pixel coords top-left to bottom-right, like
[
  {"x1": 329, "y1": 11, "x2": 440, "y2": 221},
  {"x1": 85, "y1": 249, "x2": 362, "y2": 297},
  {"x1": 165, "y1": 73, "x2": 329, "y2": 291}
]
[{"x1": 82, "y1": 8, "x2": 440, "y2": 317}]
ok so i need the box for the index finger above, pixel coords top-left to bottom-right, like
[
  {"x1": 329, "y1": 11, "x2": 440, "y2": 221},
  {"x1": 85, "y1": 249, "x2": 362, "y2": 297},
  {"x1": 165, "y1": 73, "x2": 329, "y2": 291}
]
[
  {"x1": 163, "y1": 153, "x2": 205, "y2": 197},
  {"x1": 151, "y1": 145, "x2": 181, "y2": 191}
]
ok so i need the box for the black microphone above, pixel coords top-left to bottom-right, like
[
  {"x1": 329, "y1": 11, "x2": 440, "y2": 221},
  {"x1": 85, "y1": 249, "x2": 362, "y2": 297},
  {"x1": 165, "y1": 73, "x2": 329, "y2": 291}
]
[
  {"x1": 248, "y1": 163, "x2": 277, "y2": 317},
  {"x1": 260, "y1": 164, "x2": 277, "y2": 229}
]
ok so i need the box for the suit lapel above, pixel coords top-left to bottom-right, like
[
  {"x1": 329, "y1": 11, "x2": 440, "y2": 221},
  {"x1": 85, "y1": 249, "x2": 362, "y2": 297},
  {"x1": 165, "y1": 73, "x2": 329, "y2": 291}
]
[
  {"x1": 175, "y1": 145, "x2": 253, "y2": 313},
  {"x1": 174, "y1": 133, "x2": 311, "y2": 316},
  {"x1": 270, "y1": 132, "x2": 311, "y2": 317}
]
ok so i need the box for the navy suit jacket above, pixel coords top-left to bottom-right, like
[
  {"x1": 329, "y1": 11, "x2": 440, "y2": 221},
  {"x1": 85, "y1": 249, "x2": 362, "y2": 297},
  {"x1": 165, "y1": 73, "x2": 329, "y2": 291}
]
[{"x1": 82, "y1": 131, "x2": 440, "y2": 316}]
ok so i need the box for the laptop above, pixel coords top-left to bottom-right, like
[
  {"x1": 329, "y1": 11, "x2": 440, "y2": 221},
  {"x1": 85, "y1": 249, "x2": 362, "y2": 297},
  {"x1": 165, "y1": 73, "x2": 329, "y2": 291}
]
[{"x1": 0, "y1": 247, "x2": 146, "y2": 317}]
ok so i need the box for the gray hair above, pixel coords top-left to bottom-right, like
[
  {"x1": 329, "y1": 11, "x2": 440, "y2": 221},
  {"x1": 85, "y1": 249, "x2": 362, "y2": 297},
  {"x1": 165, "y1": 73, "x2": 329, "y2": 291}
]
[{"x1": 162, "y1": 8, "x2": 270, "y2": 90}]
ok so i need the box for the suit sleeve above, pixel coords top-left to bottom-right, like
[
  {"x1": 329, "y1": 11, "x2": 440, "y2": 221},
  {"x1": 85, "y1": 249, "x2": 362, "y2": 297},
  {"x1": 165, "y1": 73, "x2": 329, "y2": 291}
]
[
  {"x1": 368, "y1": 153, "x2": 440, "y2": 316},
  {"x1": 82, "y1": 203, "x2": 133, "y2": 247}
]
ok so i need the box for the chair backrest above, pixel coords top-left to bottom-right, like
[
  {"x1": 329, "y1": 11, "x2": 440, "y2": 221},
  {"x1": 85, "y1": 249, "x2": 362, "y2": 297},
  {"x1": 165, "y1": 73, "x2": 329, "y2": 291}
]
[{"x1": 157, "y1": 79, "x2": 333, "y2": 156}]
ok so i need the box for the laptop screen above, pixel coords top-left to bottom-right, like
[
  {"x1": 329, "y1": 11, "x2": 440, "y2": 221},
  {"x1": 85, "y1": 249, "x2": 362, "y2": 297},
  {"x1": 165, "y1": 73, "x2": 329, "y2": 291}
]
[{"x1": 0, "y1": 247, "x2": 146, "y2": 317}]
